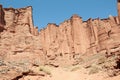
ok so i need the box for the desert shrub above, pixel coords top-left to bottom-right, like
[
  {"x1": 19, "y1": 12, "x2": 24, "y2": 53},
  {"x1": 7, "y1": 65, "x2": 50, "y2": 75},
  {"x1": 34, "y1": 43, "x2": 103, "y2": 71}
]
[
  {"x1": 89, "y1": 66, "x2": 100, "y2": 75},
  {"x1": 39, "y1": 66, "x2": 51, "y2": 75},
  {"x1": 84, "y1": 63, "x2": 92, "y2": 69},
  {"x1": 0, "y1": 68, "x2": 9, "y2": 74},
  {"x1": 0, "y1": 60, "x2": 5, "y2": 66},
  {"x1": 97, "y1": 57, "x2": 106, "y2": 65},
  {"x1": 71, "y1": 66, "x2": 80, "y2": 71}
]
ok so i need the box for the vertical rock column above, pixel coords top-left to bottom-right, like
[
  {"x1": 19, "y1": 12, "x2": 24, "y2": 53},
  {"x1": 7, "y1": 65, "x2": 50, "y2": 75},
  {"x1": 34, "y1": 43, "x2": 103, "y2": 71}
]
[
  {"x1": 0, "y1": 5, "x2": 5, "y2": 32},
  {"x1": 71, "y1": 15, "x2": 82, "y2": 54},
  {"x1": 4, "y1": 8, "x2": 15, "y2": 32},
  {"x1": 87, "y1": 18, "x2": 99, "y2": 54},
  {"x1": 117, "y1": 0, "x2": 120, "y2": 23},
  {"x1": 26, "y1": 6, "x2": 34, "y2": 35},
  {"x1": 33, "y1": 27, "x2": 39, "y2": 36},
  {"x1": 71, "y1": 15, "x2": 89, "y2": 54}
]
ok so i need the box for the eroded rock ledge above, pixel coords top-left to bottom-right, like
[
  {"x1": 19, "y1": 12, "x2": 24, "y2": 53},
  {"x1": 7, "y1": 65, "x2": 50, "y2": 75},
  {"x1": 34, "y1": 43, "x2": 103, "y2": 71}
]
[{"x1": 0, "y1": 1, "x2": 120, "y2": 67}]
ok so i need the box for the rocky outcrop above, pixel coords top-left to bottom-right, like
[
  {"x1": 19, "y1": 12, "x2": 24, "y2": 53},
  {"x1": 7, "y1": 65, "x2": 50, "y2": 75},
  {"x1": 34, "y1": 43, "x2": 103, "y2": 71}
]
[
  {"x1": 39, "y1": 14, "x2": 120, "y2": 66},
  {"x1": 0, "y1": 1, "x2": 120, "y2": 67},
  {"x1": 118, "y1": 0, "x2": 120, "y2": 22},
  {"x1": 3, "y1": 6, "x2": 38, "y2": 34},
  {"x1": 1, "y1": 1, "x2": 120, "y2": 80}
]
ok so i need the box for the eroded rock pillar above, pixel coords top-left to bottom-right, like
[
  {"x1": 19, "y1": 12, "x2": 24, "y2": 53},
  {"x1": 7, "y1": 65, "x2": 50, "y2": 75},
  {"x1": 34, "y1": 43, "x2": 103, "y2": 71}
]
[
  {"x1": 0, "y1": 5, "x2": 5, "y2": 32},
  {"x1": 117, "y1": 0, "x2": 120, "y2": 23}
]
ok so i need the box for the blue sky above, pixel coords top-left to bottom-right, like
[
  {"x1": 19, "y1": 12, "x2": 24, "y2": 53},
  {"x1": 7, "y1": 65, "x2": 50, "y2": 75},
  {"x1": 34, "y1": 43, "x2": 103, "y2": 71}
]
[{"x1": 0, "y1": 0, "x2": 117, "y2": 29}]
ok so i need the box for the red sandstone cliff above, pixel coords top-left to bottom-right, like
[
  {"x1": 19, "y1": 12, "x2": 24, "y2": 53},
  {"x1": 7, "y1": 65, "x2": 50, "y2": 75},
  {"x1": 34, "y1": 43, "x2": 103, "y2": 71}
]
[
  {"x1": 0, "y1": 1, "x2": 120, "y2": 67},
  {"x1": 0, "y1": 1, "x2": 120, "y2": 80},
  {"x1": 38, "y1": 15, "x2": 120, "y2": 66}
]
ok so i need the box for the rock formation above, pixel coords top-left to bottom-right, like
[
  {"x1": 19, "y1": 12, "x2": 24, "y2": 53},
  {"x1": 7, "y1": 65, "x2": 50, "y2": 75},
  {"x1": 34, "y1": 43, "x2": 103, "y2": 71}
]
[
  {"x1": 3, "y1": 6, "x2": 38, "y2": 34},
  {"x1": 1, "y1": 1, "x2": 120, "y2": 80},
  {"x1": 0, "y1": 5, "x2": 5, "y2": 32},
  {"x1": 118, "y1": 0, "x2": 120, "y2": 22},
  {"x1": 0, "y1": 1, "x2": 120, "y2": 67}
]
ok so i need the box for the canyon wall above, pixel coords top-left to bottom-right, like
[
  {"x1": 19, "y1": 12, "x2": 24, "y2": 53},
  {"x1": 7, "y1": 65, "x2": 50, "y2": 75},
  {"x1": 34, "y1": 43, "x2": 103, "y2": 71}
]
[
  {"x1": 39, "y1": 15, "x2": 120, "y2": 66},
  {"x1": 0, "y1": 1, "x2": 120, "y2": 66}
]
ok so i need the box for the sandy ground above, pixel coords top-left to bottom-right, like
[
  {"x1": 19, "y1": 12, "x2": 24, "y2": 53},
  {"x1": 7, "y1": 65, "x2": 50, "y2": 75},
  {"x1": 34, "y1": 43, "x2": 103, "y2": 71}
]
[{"x1": 21, "y1": 66, "x2": 120, "y2": 80}]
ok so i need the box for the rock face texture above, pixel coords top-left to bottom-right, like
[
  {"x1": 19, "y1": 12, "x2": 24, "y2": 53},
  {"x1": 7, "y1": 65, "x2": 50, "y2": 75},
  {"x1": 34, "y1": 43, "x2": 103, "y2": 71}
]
[
  {"x1": 118, "y1": 0, "x2": 120, "y2": 22},
  {"x1": 0, "y1": 5, "x2": 5, "y2": 32},
  {"x1": 0, "y1": 1, "x2": 120, "y2": 67},
  {"x1": 39, "y1": 15, "x2": 120, "y2": 66},
  {"x1": 3, "y1": 6, "x2": 38, "y2": 34}
]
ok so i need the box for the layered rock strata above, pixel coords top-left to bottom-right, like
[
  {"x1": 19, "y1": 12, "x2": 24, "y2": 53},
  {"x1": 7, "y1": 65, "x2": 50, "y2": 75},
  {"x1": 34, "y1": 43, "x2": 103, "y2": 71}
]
[{"x1": 0, "y1": 1, "x2": 120, "y2": 66}]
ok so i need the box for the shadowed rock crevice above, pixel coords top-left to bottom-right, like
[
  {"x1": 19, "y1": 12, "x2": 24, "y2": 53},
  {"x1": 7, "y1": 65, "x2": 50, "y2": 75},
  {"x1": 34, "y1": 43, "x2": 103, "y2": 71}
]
[{"x1": 115, "y1": 58, "x2": 120, "y2": 69}]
